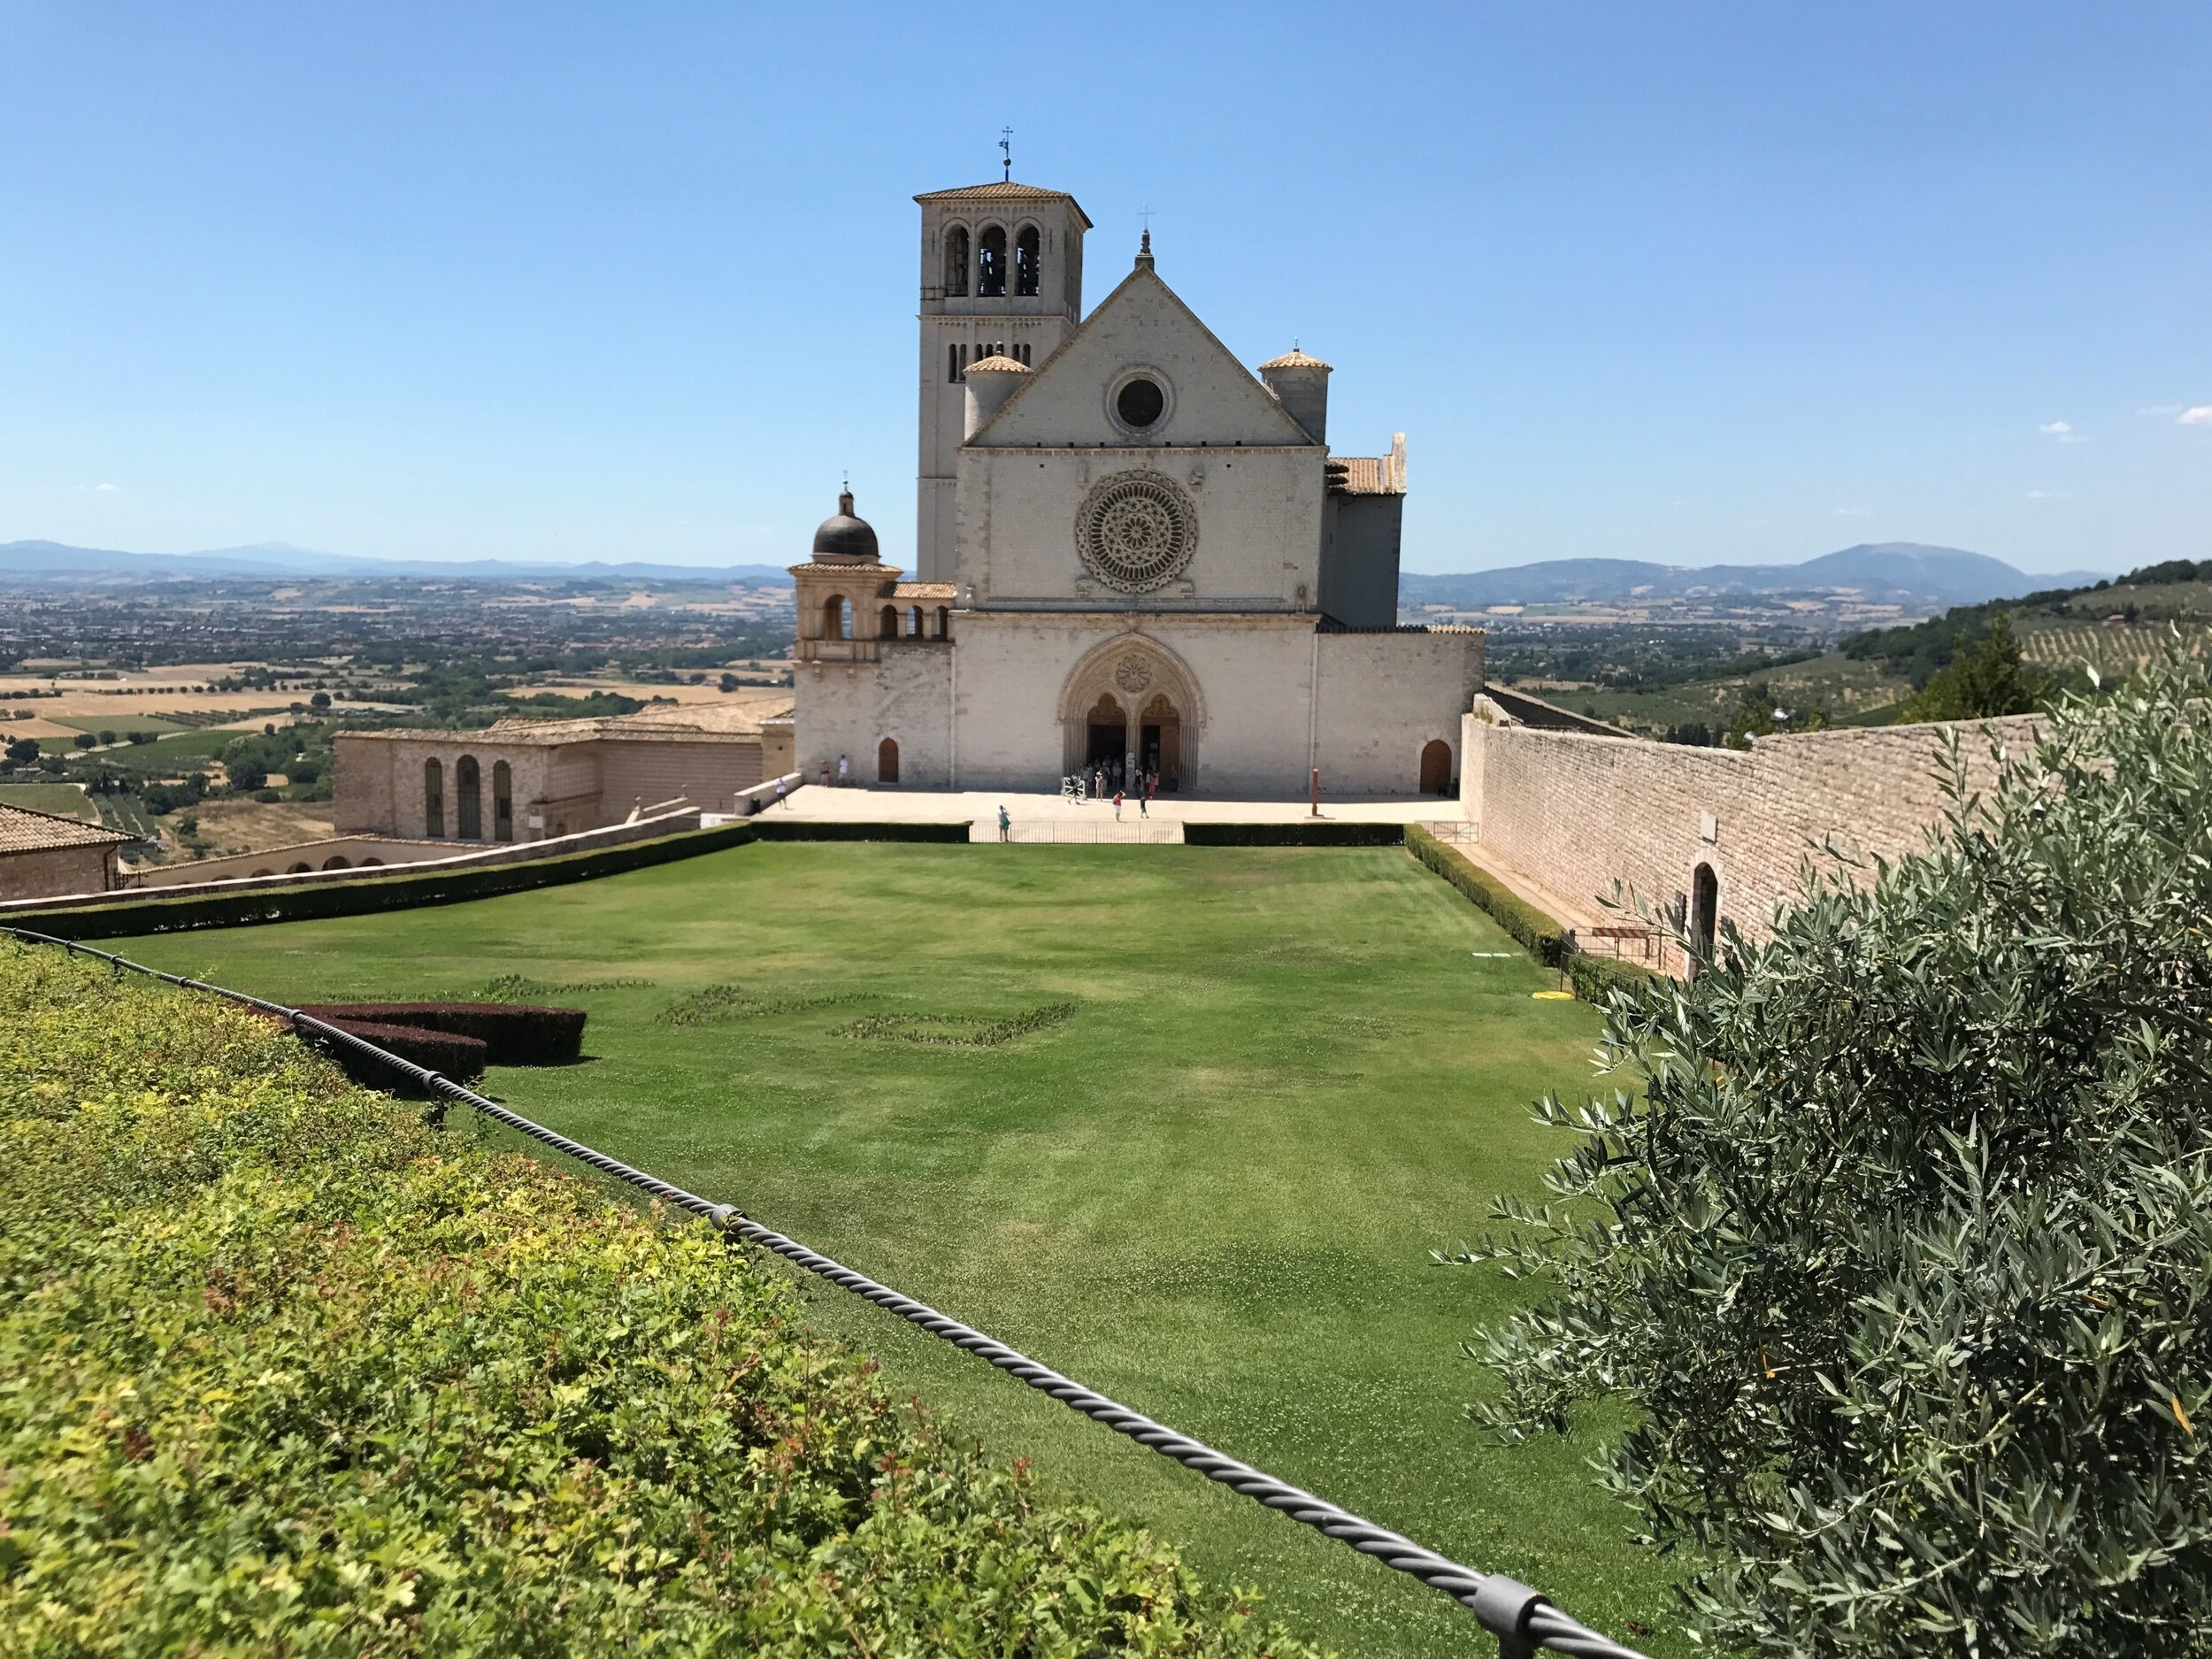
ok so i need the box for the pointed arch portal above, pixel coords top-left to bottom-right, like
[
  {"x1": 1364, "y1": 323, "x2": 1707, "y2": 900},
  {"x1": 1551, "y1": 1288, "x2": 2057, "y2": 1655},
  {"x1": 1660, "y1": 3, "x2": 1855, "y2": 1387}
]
[{"x1": 1057, "y1": 635, "x2": 1202, "y2": 790}]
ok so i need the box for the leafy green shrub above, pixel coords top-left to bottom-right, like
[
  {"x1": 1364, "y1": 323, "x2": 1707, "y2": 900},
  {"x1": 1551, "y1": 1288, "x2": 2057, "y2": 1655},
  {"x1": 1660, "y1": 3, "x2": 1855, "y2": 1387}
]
[
  {"x1": 1564, "y1": 951, "x2": 1663, "y2": 1006},
  {"x1": 296, "y1": 1001, "x2": 588, "y2": 1065},
  {"x1": 1183, "y1": 822, "x2": 1406, "y2": 847},
  {"x1": 1456, "y1": 655, "x2": 2212, "y2": 1654},
  {"x1": 1404, "y1": 825, "x2": 1568, "y2": 967},
  {"x1": 0, "y1": 942, "x2": 1314, "y2": 1656},
  {"x1": 31, "y1": 821, "x2": 757, "y2": 939}
]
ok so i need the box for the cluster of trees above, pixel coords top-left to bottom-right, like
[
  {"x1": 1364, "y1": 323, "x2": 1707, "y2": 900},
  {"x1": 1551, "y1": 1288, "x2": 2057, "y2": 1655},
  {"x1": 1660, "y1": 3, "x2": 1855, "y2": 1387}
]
[{"x1": 1467, "y1": 649, "x2": 2212, "y2": 1652}]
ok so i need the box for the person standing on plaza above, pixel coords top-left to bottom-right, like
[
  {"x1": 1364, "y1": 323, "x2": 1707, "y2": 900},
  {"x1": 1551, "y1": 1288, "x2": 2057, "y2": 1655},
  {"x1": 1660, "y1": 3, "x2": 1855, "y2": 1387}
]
[
  {"x1": 837, "y1": 754, "x2": 849, "y2": 787},
  {"x1": 775, "y1": 774, "x2": 788, "y2": 809},
  {"x1": 997, "y1": 804, "x2": 1010, "y2": 842},
  {"x1": 1112, "y1": 788, "x2": 1124, "y2": 822}
]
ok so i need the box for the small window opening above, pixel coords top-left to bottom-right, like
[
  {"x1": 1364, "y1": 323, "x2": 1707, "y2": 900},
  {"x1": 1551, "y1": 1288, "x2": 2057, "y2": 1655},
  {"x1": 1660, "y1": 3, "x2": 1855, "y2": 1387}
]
[
  {"x1": 948, "y1": 342, "x2": 962, "y2": 383},
  {"x1": 1015, "y1": 226, "x2": 1040, "y2": 296},
  {"x1": 978, "y1": 226, "x2": 1006, "y2": 297},
  {"x1": 879, "y1": 604, "x2": 898, "y2": 638}
]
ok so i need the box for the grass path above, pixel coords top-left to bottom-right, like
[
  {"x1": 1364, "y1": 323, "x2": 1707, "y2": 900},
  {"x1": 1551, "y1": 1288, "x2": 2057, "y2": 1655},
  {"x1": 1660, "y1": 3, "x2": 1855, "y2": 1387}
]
[{"x1": 111, "y1": 844, "x2": 1685, "y2": 1658}]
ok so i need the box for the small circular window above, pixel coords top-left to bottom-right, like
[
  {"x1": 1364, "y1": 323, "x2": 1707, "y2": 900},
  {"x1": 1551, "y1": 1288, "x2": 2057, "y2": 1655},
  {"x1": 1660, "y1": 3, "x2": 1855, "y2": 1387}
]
[{"x1": 1115, "y1": 376, "x2": 1165, "y2": 429}]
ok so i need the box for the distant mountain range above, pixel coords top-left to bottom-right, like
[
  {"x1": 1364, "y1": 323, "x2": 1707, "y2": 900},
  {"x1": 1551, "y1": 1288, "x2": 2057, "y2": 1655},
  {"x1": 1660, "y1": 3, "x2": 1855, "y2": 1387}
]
[
  {"x1": 1400, "y1": 544, "x2": 2109, "y2": 611},
  {"x1": 0, "y1": 536, "x2": 2108, "y2": 611},
  {"x1": 0, "y1": 540, "x2": 794, "y2": 585}
]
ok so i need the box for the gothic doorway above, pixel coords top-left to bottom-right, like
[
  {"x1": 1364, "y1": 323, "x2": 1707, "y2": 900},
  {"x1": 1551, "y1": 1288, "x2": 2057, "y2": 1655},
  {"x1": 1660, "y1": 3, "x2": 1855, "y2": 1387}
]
[
  {"x1": 1141, "y1": 694, "x2": 1182, "y2": 791},
  {"x1": 1085, "y1": 693, "x2": 1127, "y2": 768},
  {"x1": 1418, "y1": 738, "x2": 1451, "y2": 795}
]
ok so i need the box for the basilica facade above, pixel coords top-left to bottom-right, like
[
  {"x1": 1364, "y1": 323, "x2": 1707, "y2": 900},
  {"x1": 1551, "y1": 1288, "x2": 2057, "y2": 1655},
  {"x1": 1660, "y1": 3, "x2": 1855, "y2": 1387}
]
[{"x1": 788, "y1": 177, "x2": 1482, "y2": 798}]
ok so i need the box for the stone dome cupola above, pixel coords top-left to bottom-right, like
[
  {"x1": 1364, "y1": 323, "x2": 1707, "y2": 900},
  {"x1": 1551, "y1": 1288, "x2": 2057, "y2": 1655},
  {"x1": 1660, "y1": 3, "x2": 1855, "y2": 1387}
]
[
  {"x1": 1258, "y1": 346, "x2": 1332, "y2": 445},
  {"x1": 962, "y1": 353, "x2": 1033, "y2": 438},
  {"x1": 810, "y1": 488, "x2": 880, "y2": 563}
]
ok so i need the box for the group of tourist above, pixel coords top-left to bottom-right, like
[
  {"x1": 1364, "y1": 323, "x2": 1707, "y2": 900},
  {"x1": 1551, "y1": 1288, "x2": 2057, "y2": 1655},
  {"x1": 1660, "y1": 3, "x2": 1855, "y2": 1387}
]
[{"x1": 1061, "y1": 759, "x2": 1161, "y2": 804}]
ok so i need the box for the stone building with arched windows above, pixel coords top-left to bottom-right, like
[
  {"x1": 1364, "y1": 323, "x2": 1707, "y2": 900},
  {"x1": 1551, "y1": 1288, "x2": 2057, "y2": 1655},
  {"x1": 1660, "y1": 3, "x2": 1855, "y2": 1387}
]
[
  {"x1": 331, "y1": 698, "x2": 793, "y2": 841},
  {"x1": 788, "y1": 175, "x2": 1484, "y2": 798}
]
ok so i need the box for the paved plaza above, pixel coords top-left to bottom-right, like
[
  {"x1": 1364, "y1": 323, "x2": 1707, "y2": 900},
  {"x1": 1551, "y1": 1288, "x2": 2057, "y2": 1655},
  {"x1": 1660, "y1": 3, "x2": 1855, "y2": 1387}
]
[{"x1": 765, "y1": 783, "x2": 1465, "y2": 841}]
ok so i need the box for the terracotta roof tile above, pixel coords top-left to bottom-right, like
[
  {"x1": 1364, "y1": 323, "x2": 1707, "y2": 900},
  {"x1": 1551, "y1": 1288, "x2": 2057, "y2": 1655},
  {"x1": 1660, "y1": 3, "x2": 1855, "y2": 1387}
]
[
  {"x1": 915, "y1": 181, "x2": 1093, "y2": 228},
  {"x1": 964, "y1": 354, "x2": 1032, "y2": 374},
  {"x1": 0, "y1": 802, "x2": 131, "y2": 854},
  {"x1": 1326, "y1": 456, "x2": 1404, "y2": 495},
  {"x1": 1259, "y1": 348, "x2": 1332, "y2": 371}
]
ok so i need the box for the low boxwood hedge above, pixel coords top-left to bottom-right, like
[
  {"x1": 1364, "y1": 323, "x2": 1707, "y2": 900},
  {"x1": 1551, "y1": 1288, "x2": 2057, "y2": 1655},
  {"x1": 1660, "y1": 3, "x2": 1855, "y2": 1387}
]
[
  {"x1": 748, "y1": 819, "x2": 972, "y2": 842},
  {"x1": 1183, "y1": 821, "x2": 1407, "y2": 847},
  {"x1": 0, "y1": 941, "x2": 1316, "y2": 1656},
  {"x1": 1567, "y1": 950, "x2": 1667, "y2": 1006},
  {"x1": 27, "y1": 821, "x2": 757, "y2": 940},
  {"x1": 1404, "y1": 824, "x2": 1569, "y2": 965},
  {"x1": 305, "y1": 1015, "x2": 489, "y2": 1088},
  {"x1": 295, "y1": 1001, "x2": 587, "y2": 1066}
]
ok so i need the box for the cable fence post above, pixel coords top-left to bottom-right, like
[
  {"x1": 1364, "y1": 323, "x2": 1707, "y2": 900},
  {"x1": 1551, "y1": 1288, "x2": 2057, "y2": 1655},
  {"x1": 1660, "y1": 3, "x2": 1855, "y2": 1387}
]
[{"x1": 1473, "y1": 1574, "x2": 1547, "y2": 1659}]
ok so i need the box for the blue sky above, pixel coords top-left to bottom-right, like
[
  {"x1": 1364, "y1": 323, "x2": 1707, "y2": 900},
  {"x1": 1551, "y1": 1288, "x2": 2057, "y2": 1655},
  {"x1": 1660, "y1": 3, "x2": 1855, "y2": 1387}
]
[{"x1": 3, "y1": 3, "x2": 2207, "y2": 576}]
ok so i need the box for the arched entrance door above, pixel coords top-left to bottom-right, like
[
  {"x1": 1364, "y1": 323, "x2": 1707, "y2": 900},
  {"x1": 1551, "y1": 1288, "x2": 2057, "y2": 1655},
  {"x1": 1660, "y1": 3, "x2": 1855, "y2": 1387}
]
[
  {"x1": 1418, "y1": 738, "x2": 1451, "y2": 795},
  {"x1": 877, "y1": 737, "x2": 900, "y2": 784},
  {"x1": 1085, "y1": 694, "x2": 1127, "y2": 769},
  {"x1": 1689, "y1": 863, "x2": 1718, "y2": 978},
  {"x1": 1141, "y1": 694, "x2": 1182, "y2": 791}
]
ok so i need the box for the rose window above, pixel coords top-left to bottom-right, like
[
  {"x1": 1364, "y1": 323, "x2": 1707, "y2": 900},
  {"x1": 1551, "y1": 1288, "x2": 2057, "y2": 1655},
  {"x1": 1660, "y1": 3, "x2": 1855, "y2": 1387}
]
[{"x1": 1074, "y1": 470, "x2": 1198, "y2": 594}]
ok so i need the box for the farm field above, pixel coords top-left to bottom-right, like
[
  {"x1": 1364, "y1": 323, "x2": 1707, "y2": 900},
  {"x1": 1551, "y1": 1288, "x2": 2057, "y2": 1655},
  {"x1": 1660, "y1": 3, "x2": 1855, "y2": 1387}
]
[
  {"x1": 0, "y1": 782, "x2": 96, "y2": 818},
  {"x1": 108, "y1": 842, "x2": 1685, "y2": 1659},
  {"x1": 1546, "y1": 649, "x2": 1912, "y2": 732}
]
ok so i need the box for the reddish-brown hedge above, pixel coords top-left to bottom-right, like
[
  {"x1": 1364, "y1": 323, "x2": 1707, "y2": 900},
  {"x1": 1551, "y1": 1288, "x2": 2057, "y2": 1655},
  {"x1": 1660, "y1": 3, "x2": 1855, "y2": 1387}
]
[
  {"x1": 295, "y1": 1002, "x2": 586, "y2": 1066},
  {"x1": 302, "y1": 1017, "x2": 488, "y2": 1089}
]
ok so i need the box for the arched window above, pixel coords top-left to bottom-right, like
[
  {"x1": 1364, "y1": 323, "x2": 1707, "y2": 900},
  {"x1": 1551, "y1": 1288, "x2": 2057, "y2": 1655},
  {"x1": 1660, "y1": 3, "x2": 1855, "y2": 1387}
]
[
  {"x1": 493, "y1": 759, "x2": 513, "y2": 841},
  {"x1": 456, "y1": 755, "x2": 482, "y2": 840},
  {"x1": 943, "y1": 225, "x2": 970, "y2": 296},
  {"x1": 320, "y1": 856, "x2": 350, "y2": 871},
  {"x1": 1015, "y1": 225, "x2": 1040, "y2": 296},
  {"x1": 877, "y1": 738, "x2": 900, "y2": 785},
  {"x1": 879, "y1": 604, "x2": 899, "y2": 638},
  {"x1": 823, "y1": 595, "x2": 850, "y2": 640},
  {"x1": 909, "y1": 604, "x2": 922, "y2": 637},
  {"x1": 978, "y1": 226, "x2": 1006, "y2": 297},
  {"x1": 423, "y1": 757, "x2": 444, "y2": 838},
  {"x1": 1689, "y1": 863, "x2": 1719, "y2": 978},
  {"x1": 933, "y1": 605, "x2": 950, "y2": 640}
]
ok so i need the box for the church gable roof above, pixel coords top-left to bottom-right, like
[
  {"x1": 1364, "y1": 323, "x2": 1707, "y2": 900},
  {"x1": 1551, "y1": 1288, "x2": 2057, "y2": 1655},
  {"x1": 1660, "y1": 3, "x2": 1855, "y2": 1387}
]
[{"x1": 965, "y1": 263, "x2": 1317, "y2": 450}]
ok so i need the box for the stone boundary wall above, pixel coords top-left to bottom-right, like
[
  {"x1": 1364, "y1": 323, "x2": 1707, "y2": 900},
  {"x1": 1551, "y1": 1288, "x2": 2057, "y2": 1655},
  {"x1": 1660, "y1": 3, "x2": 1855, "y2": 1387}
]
[
  {"x1": 0, "y1": 810, "x2": 704, "y2": 918},
  {"x1": 1462, "y1": 710, "x2": 2043, "y2": 971}
]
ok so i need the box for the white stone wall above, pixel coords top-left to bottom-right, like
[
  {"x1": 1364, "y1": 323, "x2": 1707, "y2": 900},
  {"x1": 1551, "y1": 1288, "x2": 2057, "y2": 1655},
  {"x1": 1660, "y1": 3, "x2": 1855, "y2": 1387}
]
[
  {"x1": 793, "y1": 643, "x2": 956, "y2": 789},
  {"x1": 1315, "y1": 630, "x2": 1484, "y2": 795},
  {"x1": 957, "y1": 445, "x2": 1324, "y2": 611}
]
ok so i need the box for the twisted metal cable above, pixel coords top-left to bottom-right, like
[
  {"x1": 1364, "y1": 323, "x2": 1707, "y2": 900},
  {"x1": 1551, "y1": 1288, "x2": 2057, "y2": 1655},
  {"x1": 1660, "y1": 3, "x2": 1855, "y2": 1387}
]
[{"x1": 4, "y1": 926, "x2": 1647, "y2": 1659}]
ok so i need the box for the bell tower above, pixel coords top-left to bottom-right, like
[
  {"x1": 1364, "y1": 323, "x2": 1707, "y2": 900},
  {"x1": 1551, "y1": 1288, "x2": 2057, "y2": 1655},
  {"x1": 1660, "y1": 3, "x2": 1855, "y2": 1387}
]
[{"x1": 913, "y1": 171, "x2": 1090, "y2": 581}]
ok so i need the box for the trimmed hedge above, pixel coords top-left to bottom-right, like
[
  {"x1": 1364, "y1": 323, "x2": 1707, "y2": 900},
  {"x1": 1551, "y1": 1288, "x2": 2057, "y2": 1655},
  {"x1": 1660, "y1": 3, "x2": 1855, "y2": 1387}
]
[
  {"x1": 1404, "y1": 824, "x2": 1569, "y2": 965},
  {"x1": 1183, "y1": 821, "x2": 1407, "y2": 847},
  {"x1": 1567, "y1": 950, "x2": 1667, "y2": 1006},
  {"x1": 0, "y1": 941, "x2": 1316, "y2": 1656},
  {"x1": 307, "y1": 1016, "x2": 489, "y2": 1088},
  {"x1": 25, "y1": 820, "x2": 757, "y2": 940},
  {"x1": 748, "y1": 818, "x2": 972, "y2": 842},
  {"x1": 296, "y1": 1001, "x2": 587, "y2": 1065}
]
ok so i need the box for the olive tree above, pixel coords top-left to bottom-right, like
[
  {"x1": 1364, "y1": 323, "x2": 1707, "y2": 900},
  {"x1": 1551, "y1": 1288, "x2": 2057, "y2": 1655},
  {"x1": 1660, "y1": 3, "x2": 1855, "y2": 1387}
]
[{"x1": 1460, "y1": 655, "x2": 2212, "y2": 1655}]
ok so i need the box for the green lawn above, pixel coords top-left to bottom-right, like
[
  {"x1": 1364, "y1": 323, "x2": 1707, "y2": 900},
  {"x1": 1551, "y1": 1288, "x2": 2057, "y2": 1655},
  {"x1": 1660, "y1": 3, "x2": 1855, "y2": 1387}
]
[
  {"x1": 108, "y1": 844, "x2": 1683, "y2": 1659},
  {"x1": 85, "y1": 727, "x2": 242, "y2": 772}
]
